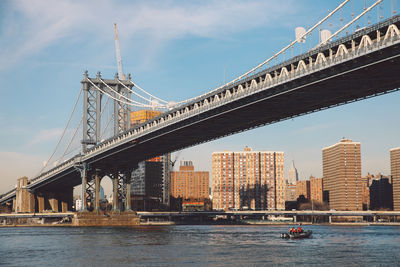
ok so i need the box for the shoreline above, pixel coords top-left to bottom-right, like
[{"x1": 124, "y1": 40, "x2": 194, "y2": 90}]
[{"x1": 2, "y1": 221, "x2": 400, "y2": 227}]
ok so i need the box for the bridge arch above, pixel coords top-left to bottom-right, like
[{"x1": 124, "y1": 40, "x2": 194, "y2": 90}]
[
  {"x1": 384, "y1": 24, "x2": 400, "y2": 40},
  {"x1": 335, "y1": 44, "x2": 349, "y2": 58},
  {"x1": 250, "y1": 79, "x2": 258, "y2": 89},
  {"x1": 279, "y1": 67, "x2": 289, "y2": 80},
  {"x1": 315, "y1": 52, "x2": 327, "y2": 66},
  {"x1": 296, "y1": 60, "x2": 307, "y2": 73},
  {"x1": 264, "y1": 73, "x2": 273, "y2": 86}
]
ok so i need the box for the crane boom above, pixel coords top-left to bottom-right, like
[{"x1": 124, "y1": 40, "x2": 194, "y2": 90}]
[{"x1": 114, "y1": 23, "x2": 124, "y2": 80}]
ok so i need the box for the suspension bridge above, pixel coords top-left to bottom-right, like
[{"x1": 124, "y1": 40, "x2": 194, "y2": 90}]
[{"x1": 1, "y1": 0, "x2": 400, "y2": 214}]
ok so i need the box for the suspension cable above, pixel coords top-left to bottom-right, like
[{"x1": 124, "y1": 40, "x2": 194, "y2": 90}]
[
  {"x1": 101, "y1": 115, "x2": 113, "y2": 139},
  {"x1": 185, "y1": 0, "x2": 350, "y2": 102},
  {"x1": 99, "y1": 78, "x2": 145, "y2": 105},
  {"x1": 117, "y1": 79, "x2": 167, "y2": 105},
  {"x1": 37, "y1": 87, "x2": 83, "y2": 175},
  {"x1": 128, "y1": 80, "x2": 169, "y2": 104},
  {"x1": 87, "y1": 78, "x2": 153, "y2": 108},
  {"x1": 58, "y1": 116, "x2": 83, "y2": 163},
  {"x1": 323, "y1": 0, "x2": 383, "y2": 44},
  {"x1": 100, "y1": 78, "x2": 165, "y2": 108}
]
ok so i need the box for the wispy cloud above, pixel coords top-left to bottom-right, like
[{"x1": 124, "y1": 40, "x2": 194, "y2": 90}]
[
  {"x1": 0, "y1": 0, "x2": 297, "y2": 70},
  {"x1": 26, "y1": 128, "x2": 63, "y2": 147}
]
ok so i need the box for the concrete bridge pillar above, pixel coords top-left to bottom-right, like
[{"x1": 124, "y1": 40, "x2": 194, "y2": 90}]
[
  {"x1": 60, "y1": 188, "x2": 73, "y2": 213},
  {"x1": 12, "y1": 199, "x2": 16, "y2": 212},
  {"x1": 61, "y1": 201, "x2": 68, "y2": 213},
  {"x1": 49, "y1": 194, "x2": 59, "y2": 212},
  {"x1": 0, "y1": 203, "x2": 12, "y2": 213},
  {"x1": 15, "y1": 177, "x2": 35, "y2": 213},
  {"x1": 37, "y1": 195, "x2": 45, "y2": 213}
]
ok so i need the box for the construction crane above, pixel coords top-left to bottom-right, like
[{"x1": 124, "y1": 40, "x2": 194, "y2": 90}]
[
  {"x1": 114, "y1": 23, "x2": 125, "y2": 80},
  {"x1": 170, "y1": 151, "x2": 181, "y2": 170}
]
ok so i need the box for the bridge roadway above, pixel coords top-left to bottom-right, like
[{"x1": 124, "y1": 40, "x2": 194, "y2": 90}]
[{"x1": 2, "y1": 15, "x2": 400, "y2": 204}]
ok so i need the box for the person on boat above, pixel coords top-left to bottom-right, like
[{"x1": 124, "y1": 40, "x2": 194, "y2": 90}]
[{"x1": 297, "y1": 226, "x2": 303, "y2": 233}]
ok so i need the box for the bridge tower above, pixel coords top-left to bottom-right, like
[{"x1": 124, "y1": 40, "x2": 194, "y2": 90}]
[
  {"x1": 79, "y1": 71, "x2": 134, "y2": 212},
  {"x1": 113, "y1": 72, "x2": 131, "y2": 135},
  {"x1": 81, "y1": 70, "x2": 103, "y2": 152},
  {"x1": 112, "y1": 72, "x2": 133, "y2": 212}
]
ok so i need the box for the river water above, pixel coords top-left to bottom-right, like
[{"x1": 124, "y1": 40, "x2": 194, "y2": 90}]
[{"x1": 1, "y1": 225, "x2": 399, "y2": 266}]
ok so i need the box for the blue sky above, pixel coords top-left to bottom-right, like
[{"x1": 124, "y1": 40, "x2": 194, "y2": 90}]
[{"x1": 0, "y1": 0, "x2": 399, "y2": 192}]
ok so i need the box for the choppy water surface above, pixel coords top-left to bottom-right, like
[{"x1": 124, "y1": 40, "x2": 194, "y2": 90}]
[{"x1": 1, "y1": 225, "x2": 400, "y2": 266}]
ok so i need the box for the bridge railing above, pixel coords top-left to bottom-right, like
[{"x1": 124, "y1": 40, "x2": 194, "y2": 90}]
[
  {"x1": 27, "y1": 155, "x2": 82, "y2": 188},
  {"x1": 0, "y1": 188, "x2": 17, "y2": 202}
]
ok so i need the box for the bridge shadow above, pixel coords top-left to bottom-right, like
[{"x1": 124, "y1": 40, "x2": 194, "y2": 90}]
[{"x1": 238, "y1": 183, "x2": 271, "y2": 210}]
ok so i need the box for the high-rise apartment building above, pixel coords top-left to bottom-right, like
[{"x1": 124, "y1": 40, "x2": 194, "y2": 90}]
[
  {"x1": 131, "y1": 155, "x2": 170, "y2": 210},
  {"x1": 285, "y1": 184, "x2": 297, "y2": 202},
  {"x1": 391, "y1": 147, "x2": 400, "y2": 211},
  {"x1": 361, "y1": 174, "x2": 374, "y2": 210},
  {"x1": 296, "y1": 180, "x2": 310, "y2": 200},
  {"x1": 322, "y1": 139, "x2": 362, "y2": 211},
  {"x1": 310, "y1": 176, "x2": 323, "y2": 203},
  {"x1": 369, "y1": 178, "x2": 393, "y2": 210},
  {"x1": 130, "y1": 109, "x2": 170, "y2": 209},
  {"x1": 213, "y1": 151, "x2": 235, "y2": 210},
  {"x1": 287, "y1": 161, "x2": 298, "y2": 185},
  {"x1": 212, "y1": 147, "x2": 285, "y2": 211},
  {"x1": 170, "y1": 161, "x2": 209, "y2": 200}
]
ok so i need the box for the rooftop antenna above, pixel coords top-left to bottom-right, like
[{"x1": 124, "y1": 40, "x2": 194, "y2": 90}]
[{"x1": 114, "y1": 23, "x2": 125, "y2": 80}]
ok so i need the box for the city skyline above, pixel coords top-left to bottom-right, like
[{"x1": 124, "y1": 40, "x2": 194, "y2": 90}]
[{"x1": 0, "y1": 0, "x2": 400, "y2": 192}]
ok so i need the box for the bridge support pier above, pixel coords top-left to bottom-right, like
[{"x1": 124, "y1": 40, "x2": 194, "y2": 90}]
[
  {"x1": 37, "y1": 194, "x2": 45, "y2": 213},
  {"x1": 15, "y1": 177, "x2": 35, "y2": 213},
  {"x1": 49, "y1": 194, "x2": 59, "y2": 212},
  {"x1": 61, "y1": 201, "x2": 68, "y2": 213}
]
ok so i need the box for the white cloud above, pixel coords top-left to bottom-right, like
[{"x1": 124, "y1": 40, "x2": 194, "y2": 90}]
[{"x1": 0, "y1": 0, "x2": 297, "y2": 70}]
